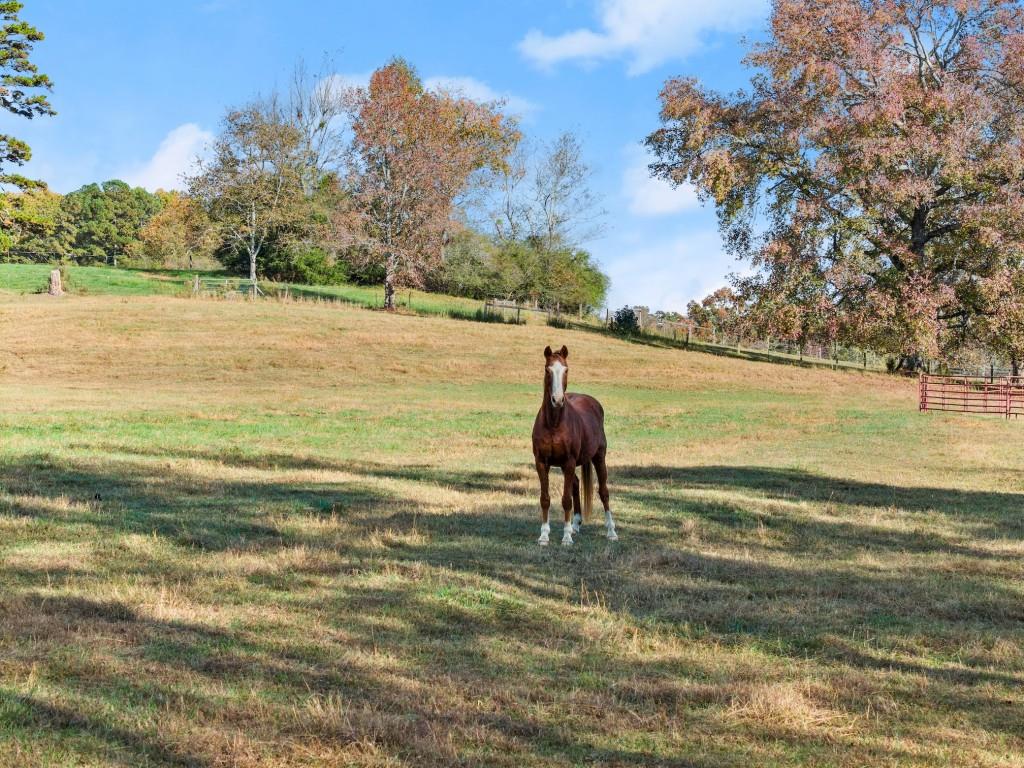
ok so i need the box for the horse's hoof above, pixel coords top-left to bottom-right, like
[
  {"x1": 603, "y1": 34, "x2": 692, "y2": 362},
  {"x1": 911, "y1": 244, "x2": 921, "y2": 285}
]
[
  {"x1": 561, "y1": 538, "x2": 573, "y2": 547},
  {"x1": 538, "y1": 538, "x2": 549, "y2": 546},
  {"x1": 607, "y1": 531, "x2": 619, "y2": 542}
]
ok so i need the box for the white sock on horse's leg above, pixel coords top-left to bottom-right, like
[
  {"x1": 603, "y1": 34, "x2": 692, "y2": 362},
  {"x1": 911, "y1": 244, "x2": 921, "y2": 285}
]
[
  {"x1": 605, "y1": 509, "x2": 618, "y2": 541},
  {"x1": 561, "y1": 524, "x2": 574, "y2": 546},
  {"x1": 572, "y1": 512, "x2": 581, "y2": 533},
  {"x1": 538, "y1": 521, "x2": 550, "y2": 546}
]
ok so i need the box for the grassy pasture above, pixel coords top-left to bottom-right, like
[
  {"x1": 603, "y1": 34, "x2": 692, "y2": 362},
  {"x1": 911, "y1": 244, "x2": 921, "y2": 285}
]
[{"x1": 1, "y1": 293, "x2": 1023, "y2": 767}]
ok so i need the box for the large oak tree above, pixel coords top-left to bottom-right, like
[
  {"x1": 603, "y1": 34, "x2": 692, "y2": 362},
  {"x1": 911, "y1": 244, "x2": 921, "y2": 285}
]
[{"x1": 647, "y1": 0, "x2": 1024, "y2": 367}]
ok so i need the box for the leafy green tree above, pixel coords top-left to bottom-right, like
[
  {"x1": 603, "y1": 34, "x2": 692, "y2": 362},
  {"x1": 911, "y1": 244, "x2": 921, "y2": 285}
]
[
  {"x1": 0, "y1": 0, "x2": 54, "y2": 191},
  {"x1": 57, "y1": 181, "x2": 164, "y2": 264},
  {"x1": 490, "y1": 239, "x2": 546, "y2": 304},
  {"x1": 430, "y1": 230, "x2": 501, "y2": 299},
  {"x1": 544, "y1": 247, "x2": 608, "y2": 315}
]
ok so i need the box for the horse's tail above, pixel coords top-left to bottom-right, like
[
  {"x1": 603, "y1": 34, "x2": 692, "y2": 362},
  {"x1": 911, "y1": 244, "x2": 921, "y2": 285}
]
[{"x1": 581, "y1": 462, "x2": 594, "y2": 522}]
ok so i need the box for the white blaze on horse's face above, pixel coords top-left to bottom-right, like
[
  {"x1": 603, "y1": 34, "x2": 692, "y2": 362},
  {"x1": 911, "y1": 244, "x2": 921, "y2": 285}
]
[{"x1": 548, "y1": 360, "x2": 567, "y2": 407}]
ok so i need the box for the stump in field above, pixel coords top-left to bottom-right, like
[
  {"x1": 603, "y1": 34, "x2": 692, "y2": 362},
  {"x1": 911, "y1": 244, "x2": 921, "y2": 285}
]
[{"x1": 48, "y1": 268, "x2": 63, "y2": 296}]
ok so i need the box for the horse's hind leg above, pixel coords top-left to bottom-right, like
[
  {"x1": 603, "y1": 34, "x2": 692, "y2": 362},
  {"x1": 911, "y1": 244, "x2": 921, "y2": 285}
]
[
  {"x1": 571, "y1": 473, "x2": 582, "y2": 534},
  {"x1": 593, "y1": 450, "x2": 618, "y2": 541}
]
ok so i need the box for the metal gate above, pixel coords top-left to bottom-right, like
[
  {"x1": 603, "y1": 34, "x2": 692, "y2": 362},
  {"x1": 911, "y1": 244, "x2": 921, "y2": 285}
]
[{"x1": 919, "y1": 374, "x2": 1024, "y2": 418}]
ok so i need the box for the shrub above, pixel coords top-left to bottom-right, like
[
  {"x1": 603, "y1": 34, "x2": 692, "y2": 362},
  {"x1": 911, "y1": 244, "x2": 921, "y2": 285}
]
[
  {"x1": 288, "y1": 248, "x2": 348, "y2": 286},
  {"x1": 447, "y1": 306, "x2": 521, "y2": 324},
  {"x1": 610, "y1": 306, "x2": 640, "y2": 335}
]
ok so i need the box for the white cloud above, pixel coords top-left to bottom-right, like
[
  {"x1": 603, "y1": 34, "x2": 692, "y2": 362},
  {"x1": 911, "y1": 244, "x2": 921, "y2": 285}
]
[
  {"x1": 424, "y1": 76, "x2": 537, "y2": 116},
  {"x1": 622, "y1": 145, "x2": 698, "y2": 216},
  {"x1": 519, "y1": 0, "x2": 767, "y2": 75},
  {"x1": 121, "y1": 123, "x2": 212, "y2": 191},
  {"x1": 601, "y1": 229, "x2": 738, "y2": 312}
]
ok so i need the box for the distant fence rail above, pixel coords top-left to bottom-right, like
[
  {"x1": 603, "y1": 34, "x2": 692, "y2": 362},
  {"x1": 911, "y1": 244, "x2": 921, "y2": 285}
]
[{"x1": 919, "y1": 374, "x2": 1024, "y2": 418}]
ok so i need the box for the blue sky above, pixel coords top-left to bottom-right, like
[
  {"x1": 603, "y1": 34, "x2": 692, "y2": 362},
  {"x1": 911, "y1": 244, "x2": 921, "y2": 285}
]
[{"x1": 7, "y1": 0, "x2": 768, "y2": 311}]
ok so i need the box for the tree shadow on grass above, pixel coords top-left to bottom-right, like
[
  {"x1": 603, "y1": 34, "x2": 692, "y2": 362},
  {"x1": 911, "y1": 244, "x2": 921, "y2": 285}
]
[
  {"x1": 0, "y1": 586, "x2": 722, "y2": 766},
  {"x1": 615, "y1": 464, "x2": 1024, "y2": 530},
  {"x1": 3, "y1": 453, "x2": 1024, "y2": 763}
]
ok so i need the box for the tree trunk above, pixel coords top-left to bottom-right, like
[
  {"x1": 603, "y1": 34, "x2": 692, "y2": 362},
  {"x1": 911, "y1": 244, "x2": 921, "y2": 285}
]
[
  {"x1": 48, "y1": 268, "x2": 63, "y2": 296},
  {"x1": 249, "y1": 251, "x2": 258, "y2": 298},
  {"x1": 1012, "y1": 355, "x2": 1020, "y2": 378},
  {"x1": 383, "y1": 254, "x2": 397, "y2": 310}
]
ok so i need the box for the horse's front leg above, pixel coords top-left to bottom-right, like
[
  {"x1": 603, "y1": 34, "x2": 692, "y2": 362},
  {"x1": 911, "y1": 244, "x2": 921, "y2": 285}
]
[
  {"x1": 560, "y1": 461, "x2": 577, "y2": 546},
  {"x1": 536, "y1": 460, "x2": 551, "y2": 545}
]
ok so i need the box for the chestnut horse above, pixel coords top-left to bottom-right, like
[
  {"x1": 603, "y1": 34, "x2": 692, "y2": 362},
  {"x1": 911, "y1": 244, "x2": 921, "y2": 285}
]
[{"x1": 532, "y1": 345, "x2": 618, "y2": 546}]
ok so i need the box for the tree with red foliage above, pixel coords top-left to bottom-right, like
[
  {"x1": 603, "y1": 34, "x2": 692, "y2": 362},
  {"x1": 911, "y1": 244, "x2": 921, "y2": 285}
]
[
  {"x1": 647, "y1": 0, "x2": 1024, "y2": 368},
  {"x1": 342, "y1": 59, "x2": 519, "y2": 310}
]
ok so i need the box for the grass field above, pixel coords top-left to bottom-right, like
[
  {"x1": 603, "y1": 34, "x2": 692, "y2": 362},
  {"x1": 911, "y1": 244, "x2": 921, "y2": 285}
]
[{"x1": 1, "y1": 292, "x2": 1023, "y2": 767}]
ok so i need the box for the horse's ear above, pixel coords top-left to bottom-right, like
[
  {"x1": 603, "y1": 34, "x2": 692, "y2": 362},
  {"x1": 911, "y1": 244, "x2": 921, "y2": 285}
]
[
  {"x1": 543, "y1": 346, "x2": 552, "y2": 358},
  {"x1": 560, "y1": 345, "x2": 568, "y2": 359}
]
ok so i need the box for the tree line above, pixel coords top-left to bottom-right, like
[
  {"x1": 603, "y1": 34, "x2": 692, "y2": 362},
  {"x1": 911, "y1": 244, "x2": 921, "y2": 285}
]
[{"x1": 0, "y1": 51, "x2": 609, "y2": 314}]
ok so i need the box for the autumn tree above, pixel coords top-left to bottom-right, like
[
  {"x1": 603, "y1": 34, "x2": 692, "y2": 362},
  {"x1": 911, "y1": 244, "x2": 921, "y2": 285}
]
[
  {"x1": 341, "y1": 59, "x2": 518, "y2": 309},
  {"x1": 188, "y1": 97, "x2": 305, "y2": 293},
  {"x1": 139, "y1": 191, "x2": 217, "y2": 269},
  {"x1": 0, "y1": 186, "x2": 60, "y2": 257},
  {"x1": 976, "y1": 264, "x2": 1024, "y2": 375},
  {"x1": 647, "y1": 0, "x2": 1024, "y2": 368},
  {"x1": 0, "y1": 1, "x2": 53, "y2": 192},
  {"x1": 686, "y1": 287, "x2": 745, "y2": 341}
]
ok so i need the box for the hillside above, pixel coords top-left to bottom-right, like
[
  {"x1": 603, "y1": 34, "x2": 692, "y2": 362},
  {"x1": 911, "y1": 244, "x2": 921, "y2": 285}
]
[{"x1": 1, "y1": 293, "x2": 1023, "y2": 767}]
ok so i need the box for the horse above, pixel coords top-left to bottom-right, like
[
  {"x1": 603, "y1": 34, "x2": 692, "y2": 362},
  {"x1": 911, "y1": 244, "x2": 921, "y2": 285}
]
[{"x1": 532, "y1": 344, "x2": 618, "y2": 546}]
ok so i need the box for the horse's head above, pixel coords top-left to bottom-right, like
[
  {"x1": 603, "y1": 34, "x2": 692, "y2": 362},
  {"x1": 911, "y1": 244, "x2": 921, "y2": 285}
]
[{"x1": 543, "y1": 345, "x2": 569, "y2": 408}]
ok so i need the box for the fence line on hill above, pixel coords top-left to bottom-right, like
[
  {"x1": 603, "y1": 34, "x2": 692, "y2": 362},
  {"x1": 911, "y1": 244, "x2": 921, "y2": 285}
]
[
  {"x1": 478, "y1": 300, "x2": 889, "y2": 371},
  {"x1": 4, "y1": 262, "x2": 1010, "y2": 376}
]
